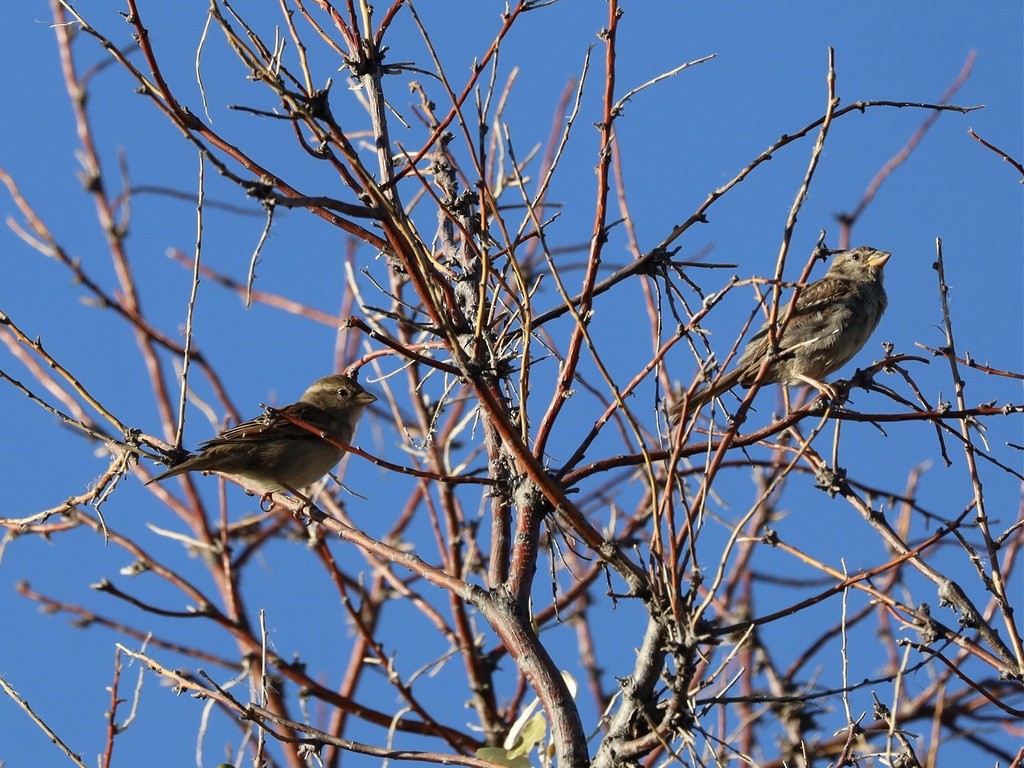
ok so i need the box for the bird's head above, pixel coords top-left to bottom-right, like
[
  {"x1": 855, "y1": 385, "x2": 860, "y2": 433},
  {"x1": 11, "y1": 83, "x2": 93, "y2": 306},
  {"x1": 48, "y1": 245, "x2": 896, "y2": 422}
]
[{"x1": 828, "y1": 246, "x2": 891, "y2": 281}]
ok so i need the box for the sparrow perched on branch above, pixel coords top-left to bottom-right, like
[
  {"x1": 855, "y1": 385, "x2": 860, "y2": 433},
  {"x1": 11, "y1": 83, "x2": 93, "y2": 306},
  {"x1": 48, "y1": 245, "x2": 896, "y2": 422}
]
[
  {"x1": 670, "y1": 246, "x2": 891, "y2": 420},
  {"x1": 148, "y1": 374, "x2": 376, "y2": 492}
]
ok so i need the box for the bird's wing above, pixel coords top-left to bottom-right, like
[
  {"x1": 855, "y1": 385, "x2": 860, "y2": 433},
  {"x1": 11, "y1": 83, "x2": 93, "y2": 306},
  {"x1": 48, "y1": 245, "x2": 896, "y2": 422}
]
[
  {"x1": 199, "y1": 403, "x2": 334, "y2": 448},
  {"x1": 748, "y1": 276, "x2": 855, "y2": 349},
  {"x1": 792, "y1": 276, "x2": 853, "y2": 315}
]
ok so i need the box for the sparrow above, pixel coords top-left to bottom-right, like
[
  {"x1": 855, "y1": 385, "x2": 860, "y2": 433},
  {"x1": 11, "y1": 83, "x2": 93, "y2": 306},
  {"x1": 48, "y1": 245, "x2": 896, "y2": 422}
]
[
  {"x1": 670, "y1": 246, "x2": 890, "y2": 419},
  {"x1": 148, "y1": 374, "x2": 376, "y2": 492}
]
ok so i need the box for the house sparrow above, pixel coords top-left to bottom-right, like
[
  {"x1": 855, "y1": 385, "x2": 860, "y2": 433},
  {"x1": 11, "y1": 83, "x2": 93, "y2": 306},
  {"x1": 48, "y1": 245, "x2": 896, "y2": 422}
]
[
  {"x1": 670, "y1": 246, "x2": 890, "y2": 419},
  {"x1": 148, "y1": 374, "x2": 376, "y2": 492}
]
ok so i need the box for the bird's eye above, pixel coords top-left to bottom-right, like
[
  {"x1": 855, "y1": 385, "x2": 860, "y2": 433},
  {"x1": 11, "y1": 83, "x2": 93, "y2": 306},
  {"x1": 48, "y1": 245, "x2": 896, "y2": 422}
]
[{"x1": 851, "y1": 252, "x2": 861, "y2": 260}]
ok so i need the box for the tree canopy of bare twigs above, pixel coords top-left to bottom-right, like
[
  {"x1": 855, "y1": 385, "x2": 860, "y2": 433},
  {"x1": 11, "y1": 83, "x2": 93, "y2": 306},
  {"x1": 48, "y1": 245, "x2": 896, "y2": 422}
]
[{"x1": 1, "y1": 2, "x2": 1022, "y2": 767}]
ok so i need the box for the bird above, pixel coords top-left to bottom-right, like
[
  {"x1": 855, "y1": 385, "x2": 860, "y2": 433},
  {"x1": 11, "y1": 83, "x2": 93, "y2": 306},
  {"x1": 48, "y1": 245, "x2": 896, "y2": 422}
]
[
  {"x1": 147, "y1": 374, "x2": 376, "y2": 493},
  {"x1": 670, "y1": 246, "x2": 890, "y2": 420}
]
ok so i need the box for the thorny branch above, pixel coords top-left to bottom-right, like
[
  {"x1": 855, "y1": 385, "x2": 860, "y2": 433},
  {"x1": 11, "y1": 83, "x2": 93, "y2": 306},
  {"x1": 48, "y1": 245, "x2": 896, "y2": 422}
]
[{"x1": 0, "y1": 4, "x2": 1019, "y2": 768}]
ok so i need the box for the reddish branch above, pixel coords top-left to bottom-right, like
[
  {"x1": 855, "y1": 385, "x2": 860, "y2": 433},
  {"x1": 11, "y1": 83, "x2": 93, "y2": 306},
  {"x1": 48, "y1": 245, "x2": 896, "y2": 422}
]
[{"x1": 1, "y1": 3, "x2": 1017, "y2": 768}]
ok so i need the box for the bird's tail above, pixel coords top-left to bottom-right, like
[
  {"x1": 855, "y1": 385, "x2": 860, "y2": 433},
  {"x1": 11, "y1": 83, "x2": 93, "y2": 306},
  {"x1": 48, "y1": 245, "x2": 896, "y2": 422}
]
[
  {"x1": 669, "y1": 366, "x2": 747, "y2": 423},
  {"x1": 145, "y1": 459, "x2": 193, "y2": 486}
]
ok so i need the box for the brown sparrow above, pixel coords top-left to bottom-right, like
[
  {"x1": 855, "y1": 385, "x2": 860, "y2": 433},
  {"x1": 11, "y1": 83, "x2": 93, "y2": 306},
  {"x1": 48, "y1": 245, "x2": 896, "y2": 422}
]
[
  {"x1": 670, "y1": 246, "x2": 890, "y2": 419},
  {"x1": 148, "y1": 374, "x2": 376, "y2": 492}
]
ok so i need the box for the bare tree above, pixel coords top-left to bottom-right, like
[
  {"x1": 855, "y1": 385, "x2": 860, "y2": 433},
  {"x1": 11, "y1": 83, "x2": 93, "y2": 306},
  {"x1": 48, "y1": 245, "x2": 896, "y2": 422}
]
[{"x1": 2, "y1": 2, "x2": 1021, "y2": 767}]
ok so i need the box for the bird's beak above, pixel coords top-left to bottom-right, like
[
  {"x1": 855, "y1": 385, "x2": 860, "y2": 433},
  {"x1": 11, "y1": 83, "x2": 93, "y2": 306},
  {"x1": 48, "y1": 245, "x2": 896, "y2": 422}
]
[
  {"x1": 355, "y1": 391, "x2": 378, "y2": 406},
  {"x1": 868, "y1": 251, "x2": 892, "y2": 268}
]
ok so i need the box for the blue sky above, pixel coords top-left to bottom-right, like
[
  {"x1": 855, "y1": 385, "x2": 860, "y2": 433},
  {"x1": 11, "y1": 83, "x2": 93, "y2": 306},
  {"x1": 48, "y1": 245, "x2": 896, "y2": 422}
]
[{"x1": 1, "y1": 2, "x2": 1021, "y2": 766}]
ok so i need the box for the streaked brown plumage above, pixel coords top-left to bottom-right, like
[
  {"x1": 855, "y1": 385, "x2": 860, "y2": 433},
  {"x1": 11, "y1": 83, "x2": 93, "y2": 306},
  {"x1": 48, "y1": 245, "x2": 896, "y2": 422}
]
[
  {"x1": 148, "y1": 374, "x2": 376, "y2": 492},
  {"x1": 670, "y1": 246, "x2": 890, "y2": 419}
]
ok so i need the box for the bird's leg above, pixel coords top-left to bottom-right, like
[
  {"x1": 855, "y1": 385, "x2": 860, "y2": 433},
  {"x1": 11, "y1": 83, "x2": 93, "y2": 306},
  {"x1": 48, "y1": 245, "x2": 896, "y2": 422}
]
[
  {"x1": 792, "y1": 373, "x2": 838, "y2": 401},
  {"x1": 286, "y1": 486, "x2": 328, "y2": 524}
]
